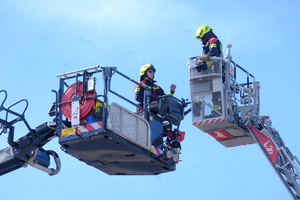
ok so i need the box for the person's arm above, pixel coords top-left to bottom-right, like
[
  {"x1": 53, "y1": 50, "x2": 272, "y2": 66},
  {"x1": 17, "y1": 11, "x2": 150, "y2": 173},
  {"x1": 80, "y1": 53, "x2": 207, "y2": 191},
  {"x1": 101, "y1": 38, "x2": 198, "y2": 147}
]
[
  {"x1": 207, "y1": 38, "x2": 221, "y2": 57},
  {"x1": 134, "y1": 84, "x2": 144, "y2": 103}
]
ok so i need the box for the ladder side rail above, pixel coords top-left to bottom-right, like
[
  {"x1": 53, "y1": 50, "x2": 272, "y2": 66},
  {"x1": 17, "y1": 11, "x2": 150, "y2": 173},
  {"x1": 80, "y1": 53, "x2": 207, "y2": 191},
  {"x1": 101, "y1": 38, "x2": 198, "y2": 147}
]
[
  {"x1": 277, "y1": 146, "x2": 300, "y2": 182},
  {"x1": 248, "y1": 119, "x2": 300, "y2": 199},
  {"x1": 292, "y1": 155, "x2": 300, "y2": 179},
  {"x1": 275, "y1": 154, "x2": 300, "y2": 200},
  {"x1": 273, "y1": 137, "x2": 300, "y2": 197},
  {"x1": 248, "y1": 124, "x2": 298, "y2": 199},
  {"x1": 272, "y1": 139, "x2": 300, "y2": 199}
]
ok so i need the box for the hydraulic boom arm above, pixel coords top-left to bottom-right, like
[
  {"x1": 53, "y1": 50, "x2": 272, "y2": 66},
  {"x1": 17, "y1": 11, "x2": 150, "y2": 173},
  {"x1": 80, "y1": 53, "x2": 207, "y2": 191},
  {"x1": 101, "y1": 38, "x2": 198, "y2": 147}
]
[{"x1": 249, "y1": 116, "x2": 300, "y2": 199}]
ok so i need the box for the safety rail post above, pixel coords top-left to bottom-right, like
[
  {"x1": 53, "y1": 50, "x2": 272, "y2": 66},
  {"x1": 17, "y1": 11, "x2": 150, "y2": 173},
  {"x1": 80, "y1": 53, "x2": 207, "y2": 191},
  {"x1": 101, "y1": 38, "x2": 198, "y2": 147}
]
[
  {"x1": 224, "y1": 44, "x2": 234, "y2": 123},
  {"x1": 57, "y1": 76, "x2": 64, "y2": 137}
]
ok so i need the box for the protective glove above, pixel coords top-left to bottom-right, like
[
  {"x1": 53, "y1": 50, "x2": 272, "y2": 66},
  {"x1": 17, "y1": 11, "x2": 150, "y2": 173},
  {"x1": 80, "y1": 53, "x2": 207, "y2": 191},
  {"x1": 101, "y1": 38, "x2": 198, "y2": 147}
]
[{"x1": 201, "y1": 54, "x2": 210, "y2": 61}]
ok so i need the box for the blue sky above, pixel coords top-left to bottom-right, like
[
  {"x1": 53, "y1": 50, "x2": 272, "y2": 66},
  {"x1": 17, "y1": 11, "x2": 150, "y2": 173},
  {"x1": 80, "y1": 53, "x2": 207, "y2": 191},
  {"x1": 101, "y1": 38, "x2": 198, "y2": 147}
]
[{"x1": 1, "y1": 0, "x2": 300, "y2": 199}]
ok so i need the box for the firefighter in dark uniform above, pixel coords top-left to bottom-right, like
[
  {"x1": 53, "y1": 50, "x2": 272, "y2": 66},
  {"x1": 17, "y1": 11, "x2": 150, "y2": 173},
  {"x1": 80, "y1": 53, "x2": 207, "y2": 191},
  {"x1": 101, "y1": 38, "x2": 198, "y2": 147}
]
[
  {"x1": 195, "y1": 24, "x2": 223, "y2": 73},
  {"x1": 135, "y1": 64, "x2": 176, "y2": 113},
  {"x1": 195, "y1": 25, "x2": 223, "y2": 117}
]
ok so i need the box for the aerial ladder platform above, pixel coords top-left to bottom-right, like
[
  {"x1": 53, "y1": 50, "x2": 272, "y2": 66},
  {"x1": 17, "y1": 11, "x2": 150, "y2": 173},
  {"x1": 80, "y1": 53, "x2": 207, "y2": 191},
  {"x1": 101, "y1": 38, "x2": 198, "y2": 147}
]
[
  {"x1": 54, "y1": 66, "x2": 187, "y2": 175},
  {"x1": 0, "y1": 66, "x2": 188, "y2": 176},
  {"x1": 188, "y1": 44, "x2": 300, "y2": 199}
]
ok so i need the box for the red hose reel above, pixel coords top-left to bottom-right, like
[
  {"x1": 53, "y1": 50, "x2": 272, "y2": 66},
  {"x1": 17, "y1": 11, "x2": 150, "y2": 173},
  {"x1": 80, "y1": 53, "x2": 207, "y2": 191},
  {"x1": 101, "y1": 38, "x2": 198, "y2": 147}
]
[{"x1": 61, "y1": 82, "x2": 97, "y2": 121}]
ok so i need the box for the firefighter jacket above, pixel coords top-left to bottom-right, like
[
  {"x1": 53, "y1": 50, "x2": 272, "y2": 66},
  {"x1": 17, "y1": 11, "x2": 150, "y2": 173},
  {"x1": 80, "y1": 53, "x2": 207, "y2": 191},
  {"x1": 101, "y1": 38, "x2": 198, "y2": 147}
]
[
  {"x1": 202, "y1": 31, "x2": 222, "y2": 57},
  {"x1": 135, "y1": 79, "x2": 174, "y2": 107}
]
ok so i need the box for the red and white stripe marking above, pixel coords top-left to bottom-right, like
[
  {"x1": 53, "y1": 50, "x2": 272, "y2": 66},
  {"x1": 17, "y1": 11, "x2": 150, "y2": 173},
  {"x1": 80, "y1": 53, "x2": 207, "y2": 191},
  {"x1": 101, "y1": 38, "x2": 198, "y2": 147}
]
[
  {"x1": 77, "y1": 121, "x2": 103, "y2": 134},
  {"x1": 207, "y1": 130, "x2": 234, "y2": 140},
  {"x1": 193, "y1": 117, "x2": 226, "y2": 126},
  {"x1": 151, "y1": 146, "x2": 163, "y2": 156}
]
